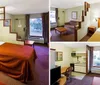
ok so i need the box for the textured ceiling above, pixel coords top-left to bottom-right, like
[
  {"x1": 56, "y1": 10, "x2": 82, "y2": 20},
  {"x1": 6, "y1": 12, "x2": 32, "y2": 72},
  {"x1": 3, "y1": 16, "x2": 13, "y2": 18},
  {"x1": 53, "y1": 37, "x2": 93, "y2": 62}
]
[
  {"x1": 51, "y1": 0, "x2": 100, "y2": 9},
  {"x1": 0, "y1": 0, "x2": 48, "y2": 14}
]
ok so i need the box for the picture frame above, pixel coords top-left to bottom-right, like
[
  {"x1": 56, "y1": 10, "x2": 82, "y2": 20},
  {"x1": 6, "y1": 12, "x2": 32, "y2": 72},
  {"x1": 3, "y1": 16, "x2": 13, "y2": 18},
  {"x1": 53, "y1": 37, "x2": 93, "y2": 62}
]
[
  {"x1": 4, "y1": 19, "x2": 11, "y2": 27},
  {"x1": 72, "y1": 11, "x2": 77, "y2": 19},
  {"x1": 56, "y1": 51, "x2": 63, "y2": 61}
]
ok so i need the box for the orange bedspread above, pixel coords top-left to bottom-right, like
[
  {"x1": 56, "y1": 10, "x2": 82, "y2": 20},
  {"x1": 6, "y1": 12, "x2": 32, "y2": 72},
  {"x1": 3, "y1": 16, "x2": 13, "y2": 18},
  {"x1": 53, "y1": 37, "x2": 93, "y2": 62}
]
[
  {"x1": 0, "y1": 43, "x2": 37, "y2": 83},
  {"x1": 0, "y1": 82, "x2": 6, "y2": 85}
]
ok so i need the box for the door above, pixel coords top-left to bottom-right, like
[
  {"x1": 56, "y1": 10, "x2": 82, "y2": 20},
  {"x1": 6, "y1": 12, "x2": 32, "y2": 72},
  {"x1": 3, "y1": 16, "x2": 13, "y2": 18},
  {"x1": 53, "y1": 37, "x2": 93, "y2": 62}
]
[
  {"x1": 58, "y1": 9, "x2": 65, "y2": 26},
  {"x1": 86, "y1": 45, "x2": 93, "y2": 74},
  {"x1": 14, "y1": 19, "x2": 26, "y2": 40}
]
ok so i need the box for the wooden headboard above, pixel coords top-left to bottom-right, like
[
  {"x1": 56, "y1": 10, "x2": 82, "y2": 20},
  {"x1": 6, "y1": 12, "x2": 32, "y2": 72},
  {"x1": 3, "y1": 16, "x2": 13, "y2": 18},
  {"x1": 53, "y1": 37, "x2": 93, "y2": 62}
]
[{"x1": 98, "y1": 18, "x2": 100, "y2": 28}]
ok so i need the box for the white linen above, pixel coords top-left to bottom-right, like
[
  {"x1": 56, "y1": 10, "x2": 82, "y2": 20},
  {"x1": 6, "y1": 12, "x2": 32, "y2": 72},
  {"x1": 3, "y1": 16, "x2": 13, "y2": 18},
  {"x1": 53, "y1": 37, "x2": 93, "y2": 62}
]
[
  {"x1": 96, "y1": 28, "x2": 100, "y2": 32},
  {"x1": 0, "y1": 41, "x2": 5, "y2": 45}
]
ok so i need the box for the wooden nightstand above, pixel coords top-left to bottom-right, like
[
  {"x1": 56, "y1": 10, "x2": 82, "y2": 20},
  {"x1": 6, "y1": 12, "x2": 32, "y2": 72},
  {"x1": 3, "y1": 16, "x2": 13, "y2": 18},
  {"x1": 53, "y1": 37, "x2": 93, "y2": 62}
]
[{"x1": 87, "y1": 26, "x2": 96, "y2": 35}]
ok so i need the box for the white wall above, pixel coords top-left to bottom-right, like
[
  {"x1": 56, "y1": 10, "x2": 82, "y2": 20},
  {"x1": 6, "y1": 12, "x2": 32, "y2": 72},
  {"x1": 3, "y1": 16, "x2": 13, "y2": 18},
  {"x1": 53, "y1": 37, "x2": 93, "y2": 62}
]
[
  {"x1": 58, "y1": 8, "x2": 66, "y2": 26},
  {"x1": 4, "y1": 13, "x2": 26, "y2": 40},
  {"x1": 0, "y1": 13, "x2": 12, "y2": 19},
  {"x1": 5, "y1": 13, "x2": 13, "y2": 19},
  {"x1": 72, "y1": 47, "x2": 86, "y2": 63},
  {"x1": 0, "y1": 20, "x2": 24, "y2": 45},
  {"x1": 90, "y1": 2, "x2": 100, "y2": 28},
  {"x1": 75, "y1": 2, "x2": 100, "y2": 40},
  {"x1": 65, "y1": 6, "x2": 83, "y2": 22},
  {"x1": 50, "y1": 50, "x2": 56, "y2": 69},
  {"x1": 77, "y1": 8, "x2": 91, "y2": 40},
  {"x1": 4, "y1": 13, "x2": 15, "y2": 32},
  {"x1": 50, "y1": 43, "x2": 73, "y2": 67}
]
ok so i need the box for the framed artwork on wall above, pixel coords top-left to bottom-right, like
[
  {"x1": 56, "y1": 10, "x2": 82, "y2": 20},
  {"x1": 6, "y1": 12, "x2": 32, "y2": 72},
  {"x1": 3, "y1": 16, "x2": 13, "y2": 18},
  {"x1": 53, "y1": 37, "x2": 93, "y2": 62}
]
[
  {"x1": 71, "y1": 11, "x2": 77, "y2": 19},
  {"x1": 56, "y1": 51, "x2": 63, "y2": 61},
  {"x1": 4, "y1": 19, "x2": 11, "y2": 27}
]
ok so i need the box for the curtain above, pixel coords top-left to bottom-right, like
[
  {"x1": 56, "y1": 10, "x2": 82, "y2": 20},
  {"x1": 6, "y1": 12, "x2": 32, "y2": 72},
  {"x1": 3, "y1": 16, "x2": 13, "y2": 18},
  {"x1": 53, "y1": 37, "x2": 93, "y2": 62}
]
[
  {"x1": 55, "y1": 8, "x2": 58, "y2": 26},
  {"x1": 42, "y1": 12, "x2": 49, "y2": 44},
  {"x1": 25, "y1": 14, "x2": 30, "y2": 40}
]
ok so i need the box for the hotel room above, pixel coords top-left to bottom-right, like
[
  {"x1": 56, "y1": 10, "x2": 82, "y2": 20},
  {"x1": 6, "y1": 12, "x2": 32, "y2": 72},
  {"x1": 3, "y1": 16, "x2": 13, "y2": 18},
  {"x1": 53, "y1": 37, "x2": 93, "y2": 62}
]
[
  {"x1": 50, "y1": 0, "x2": 100, "y2": 42},
  {"x1": 0, "y1": 0, "x2": 49, "y2": 85},
  {"x1": 50, "y1": 42, "x2": 100, "y2": 85}
]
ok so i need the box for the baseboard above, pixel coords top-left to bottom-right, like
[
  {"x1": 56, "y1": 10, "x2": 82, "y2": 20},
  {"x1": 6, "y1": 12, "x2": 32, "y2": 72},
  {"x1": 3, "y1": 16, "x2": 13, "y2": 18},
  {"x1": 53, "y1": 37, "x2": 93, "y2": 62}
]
[
  {"x1": 51, "y1": 27, "x2": 56, "y2": 30},
  {"x1": 34, "y1": 42, "x2": 49, "y2": 47}
]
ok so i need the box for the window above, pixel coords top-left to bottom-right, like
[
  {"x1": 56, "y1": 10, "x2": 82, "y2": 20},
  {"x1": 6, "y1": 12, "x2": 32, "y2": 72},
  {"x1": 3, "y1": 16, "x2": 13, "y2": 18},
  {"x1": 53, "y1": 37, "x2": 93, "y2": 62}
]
[
  {"x1": 93, "y1": 51, "x2": 100, "y2": 66},
  {"x1": 30, "y1": 18, "x2": 42, "y2": 36},
  {"x1": 50, "y1": 11, "x2": 56, "y2": 23}
]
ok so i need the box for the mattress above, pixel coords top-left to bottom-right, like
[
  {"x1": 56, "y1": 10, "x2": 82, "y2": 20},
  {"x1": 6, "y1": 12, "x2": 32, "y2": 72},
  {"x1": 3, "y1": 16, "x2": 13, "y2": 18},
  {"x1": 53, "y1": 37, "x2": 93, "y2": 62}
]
[
  {"x1": 88, "y1": 28, "x2": 100, "y2": 41},
  {"x1": 0, "y1": 42, "x2": 37, "y2": 83}
]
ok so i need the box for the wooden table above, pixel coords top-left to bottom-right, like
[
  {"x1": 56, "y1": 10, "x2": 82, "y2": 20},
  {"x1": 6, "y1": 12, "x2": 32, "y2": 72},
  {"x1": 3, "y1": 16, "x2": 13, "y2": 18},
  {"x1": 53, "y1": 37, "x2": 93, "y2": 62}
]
[
  {"x1": 61, "y1": 67, "x2": 69, "y2": 74},
  {"x1": 58, "y1": 76, "x2": 66, "y2": 85},
  {"x1": 55, "y1": 27, "x2": 67, "y2": 35},
  {"x1": 56, "y1": 67, "x2": 69, "y2": 85}
]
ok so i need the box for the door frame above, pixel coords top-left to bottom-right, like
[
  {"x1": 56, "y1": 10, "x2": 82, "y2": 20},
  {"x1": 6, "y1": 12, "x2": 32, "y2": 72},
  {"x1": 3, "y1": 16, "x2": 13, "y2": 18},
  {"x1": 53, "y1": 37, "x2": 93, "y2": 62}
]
[{"x1": 86, "y1": 45, "x2": 93, "y2": 74}]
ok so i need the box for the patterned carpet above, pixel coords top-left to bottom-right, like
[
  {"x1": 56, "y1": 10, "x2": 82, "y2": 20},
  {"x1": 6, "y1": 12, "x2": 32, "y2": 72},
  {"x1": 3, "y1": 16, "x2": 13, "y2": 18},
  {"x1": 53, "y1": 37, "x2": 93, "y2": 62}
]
[
  {"x1": 67, "y1": 75, "x2": 93, "y2": 85},
  {"x1": 66, "y1": 78, "x2": 81, "y2": 85},
  {"x1": 33, "y1": 44, "x2": 49, "y2": 85}
]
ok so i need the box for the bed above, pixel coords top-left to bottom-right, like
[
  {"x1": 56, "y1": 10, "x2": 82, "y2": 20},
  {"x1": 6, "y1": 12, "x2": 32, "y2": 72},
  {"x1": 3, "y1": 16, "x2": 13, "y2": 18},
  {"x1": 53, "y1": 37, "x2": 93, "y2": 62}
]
[
  {"x1": 0, "y1": 42, "x2": 37, "y2": 83},
  {"x1": 88, "y1": 28, "x2": 100, "y2": 41}
]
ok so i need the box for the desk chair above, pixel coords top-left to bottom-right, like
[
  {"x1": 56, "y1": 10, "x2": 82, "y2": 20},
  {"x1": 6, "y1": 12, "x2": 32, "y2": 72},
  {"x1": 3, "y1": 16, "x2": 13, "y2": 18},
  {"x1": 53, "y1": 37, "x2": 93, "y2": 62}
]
[{"x1": 63, "y1": 67, "x2": 73, "y2": 83}]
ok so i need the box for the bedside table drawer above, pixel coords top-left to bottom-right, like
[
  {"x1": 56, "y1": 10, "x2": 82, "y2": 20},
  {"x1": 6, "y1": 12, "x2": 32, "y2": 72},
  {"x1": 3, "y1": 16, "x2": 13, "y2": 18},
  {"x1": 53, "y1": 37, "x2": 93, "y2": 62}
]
[{"x1": 88, "y1": 26, "x2": 96, "y2": 35}]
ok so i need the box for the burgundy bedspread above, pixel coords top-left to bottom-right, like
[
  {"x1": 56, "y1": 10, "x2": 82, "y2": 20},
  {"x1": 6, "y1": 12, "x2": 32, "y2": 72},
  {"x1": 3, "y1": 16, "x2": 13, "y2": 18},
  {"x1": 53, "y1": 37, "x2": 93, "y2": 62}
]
[{"x1": 0, "y1": 43, "x2": 37, "y2": 83}]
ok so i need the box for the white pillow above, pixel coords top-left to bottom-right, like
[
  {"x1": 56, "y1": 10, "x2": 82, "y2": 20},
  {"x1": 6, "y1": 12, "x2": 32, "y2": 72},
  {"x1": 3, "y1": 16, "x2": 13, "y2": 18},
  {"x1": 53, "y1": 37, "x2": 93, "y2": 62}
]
[{"x1": 0, "y1": 41, "x2": 5, "y2": 45}]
